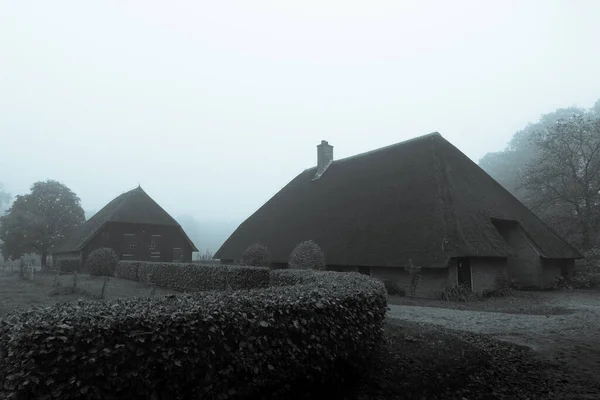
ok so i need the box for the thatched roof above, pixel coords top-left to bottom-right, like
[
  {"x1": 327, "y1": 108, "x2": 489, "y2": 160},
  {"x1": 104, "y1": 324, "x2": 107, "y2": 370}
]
[
  {"x1": 53, "y1": 186, "x2": 198, "y2": 253},
  {"x1": 214, "y1": 132, "x2": 582, "y2": 268}
]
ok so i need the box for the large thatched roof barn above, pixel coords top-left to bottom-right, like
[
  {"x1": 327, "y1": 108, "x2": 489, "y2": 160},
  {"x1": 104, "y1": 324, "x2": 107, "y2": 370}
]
[
  {"x1": 53, "y1": 186, "x2": 198, "y2": 268},
  {"x1": 215, "y1": 133, "x2": 582, "y2": 298}
]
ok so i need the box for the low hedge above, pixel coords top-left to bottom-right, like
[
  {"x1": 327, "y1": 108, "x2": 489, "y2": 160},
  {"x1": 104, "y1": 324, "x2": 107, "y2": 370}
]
[
  {"x1": 116, "y1": 261, "x2": 270, "y2": 292},
  {"x1": 0, "y1": 270, "x2": 387, "y2": 400},
  {"x1": 114, "y1": 260, "x2": 141, "y2": 281},
  {"x1": 56, "y1": 258, "x2": 80, "y2": 274}
]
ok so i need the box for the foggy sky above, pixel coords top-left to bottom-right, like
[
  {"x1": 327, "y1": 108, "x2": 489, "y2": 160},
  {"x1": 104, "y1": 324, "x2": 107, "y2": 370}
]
[{"x1": 1, "y1": 0, "x2": 600, "y2": 224}]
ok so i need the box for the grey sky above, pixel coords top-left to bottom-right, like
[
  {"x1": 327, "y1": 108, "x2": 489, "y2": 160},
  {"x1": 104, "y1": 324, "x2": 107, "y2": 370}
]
[{"x1": 1, "y1": 0, "x2": 599, "y2": 224}]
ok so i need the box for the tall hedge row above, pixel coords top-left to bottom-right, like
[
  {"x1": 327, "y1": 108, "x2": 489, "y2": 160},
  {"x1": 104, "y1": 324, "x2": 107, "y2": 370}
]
[
  {"x1": 115, "y1": 261, "x2": 270, "y2": 291},
  {"x1": 0, "y1": 270, "x2": 387, "y2": 400}
]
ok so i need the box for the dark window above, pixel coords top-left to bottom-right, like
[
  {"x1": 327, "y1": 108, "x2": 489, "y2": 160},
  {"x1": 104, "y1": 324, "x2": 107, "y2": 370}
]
[
  {"x1": 148, "y1": 242, "x2": 156, "y2": 250},
  {"x1": 129, "y1": 241, "x2": 137, "y2": 249},
  {"x1": 456, "y1": 257, "x2": 472, "y2": 290}
]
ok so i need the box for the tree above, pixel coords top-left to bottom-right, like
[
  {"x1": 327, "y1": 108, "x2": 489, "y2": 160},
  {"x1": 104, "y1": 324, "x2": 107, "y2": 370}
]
[
  {"x1": 0, "y1": 180, "x2": 85, "y2": 269},
  {"x1": 196, "y1": 249, "x2": 213, "y2": 261},
  {"x1": 0, "y1": 182, "x2": 10, "y2": 214},
  {"x1": 520, "y1": 113, "x2": 600, "y2": 250},
  {"x1": 404, "y1": 259, "x2": 422, "y2": 298},
  {"x1": 479, "y1": 106, "x2": 585, "y2": 200}
]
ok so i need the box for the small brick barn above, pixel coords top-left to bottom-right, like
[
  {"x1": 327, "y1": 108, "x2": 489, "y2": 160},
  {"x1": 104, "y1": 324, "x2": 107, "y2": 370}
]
[{"x1": 52, "y1": 186, "x2": 198, "y2": 268}]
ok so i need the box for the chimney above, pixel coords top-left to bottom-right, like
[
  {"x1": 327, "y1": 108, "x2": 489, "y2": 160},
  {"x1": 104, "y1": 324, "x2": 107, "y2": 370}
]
[{"x1": 315, "y1": 140, "x2": 334, "y2": 179}]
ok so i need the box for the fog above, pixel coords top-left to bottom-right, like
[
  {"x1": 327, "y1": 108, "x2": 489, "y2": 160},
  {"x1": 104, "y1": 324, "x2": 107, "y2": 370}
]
[{"x1": 1, "y1": 0, "x2": 600, "y2": 252}]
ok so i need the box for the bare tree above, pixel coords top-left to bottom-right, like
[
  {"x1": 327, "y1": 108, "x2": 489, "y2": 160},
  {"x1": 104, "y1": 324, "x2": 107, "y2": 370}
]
[{"x1": 521, "y1": 113, "x2": 600, "y2": 251}]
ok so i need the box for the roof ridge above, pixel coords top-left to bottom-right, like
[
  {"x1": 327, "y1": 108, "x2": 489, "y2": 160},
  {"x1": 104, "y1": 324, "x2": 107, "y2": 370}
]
[{"x1": 303, "y1": 132, "x2": 442, "y2": 172}]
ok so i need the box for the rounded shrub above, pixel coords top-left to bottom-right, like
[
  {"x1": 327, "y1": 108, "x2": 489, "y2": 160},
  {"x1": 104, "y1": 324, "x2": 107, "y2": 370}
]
[
  {"x1": 86, "y1": 247, "x2": 119, "y2": 277},
  {"x1": 288, "y1": 240, "x2": 326, "y2": 270},
  {"x1": 241, "y1": 243, "x2": 272, "y2": 268}
]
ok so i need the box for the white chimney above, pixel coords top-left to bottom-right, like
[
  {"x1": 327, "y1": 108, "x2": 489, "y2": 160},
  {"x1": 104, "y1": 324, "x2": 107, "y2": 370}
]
[{"x1": 314, "y1": 140, "x2": 333, "y2": 179}]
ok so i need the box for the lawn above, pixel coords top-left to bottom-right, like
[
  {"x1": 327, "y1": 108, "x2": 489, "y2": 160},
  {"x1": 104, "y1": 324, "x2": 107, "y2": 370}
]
[
  {"x1": 0, "y1": 270, "x2": 177, "y2": 317},
  {"x1": 387, "y1": 290, "x2": 574, "y2": 315}
]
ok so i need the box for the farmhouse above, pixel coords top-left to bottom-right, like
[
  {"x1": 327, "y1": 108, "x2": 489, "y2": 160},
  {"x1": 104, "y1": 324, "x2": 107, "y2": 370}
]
[
  {"x1": 52, "y1": 186, "x2": 198, "y2": 268},
  {"x1": 214, "y1": 132, "x2": 582, "y2": 298}
]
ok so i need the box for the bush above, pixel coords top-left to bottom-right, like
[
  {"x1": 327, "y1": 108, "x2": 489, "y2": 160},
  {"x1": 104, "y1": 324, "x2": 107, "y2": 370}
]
[
  {"x1": 241, "y1": 243, "x2": 271, "y2": 268},
  {"x1": 56, "y1": 258, "x2": 80, "y2": 274},
  {"x1": 0, "y1": 270, "x2": 387, "y2": 400},
  {"x1": 117, "y1": 261, "x2": 270, "y2": 292},
  {"x1": 381, "y1": 279, "x2": 405, "y2": 296},
  {"x1": 572, "y1": 272, "x2": 594, "y2": 289},
  {"x1": 440, "y1": 283, "x2": 479, "y2": 302},
  {"x1": 404, "y1": 259, "x2": 422, "y2": 297},
  {"x1": 288, "y1": 240, "x2": 326, "y2": 270},
  {"x1": 86, "y1": 248, "x2": 119, "y2": 277}
]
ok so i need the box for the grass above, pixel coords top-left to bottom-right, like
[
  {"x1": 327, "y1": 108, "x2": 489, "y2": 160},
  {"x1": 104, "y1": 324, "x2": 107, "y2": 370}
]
[
  {"x1": 388, "y1": 290, "x2": 574, "y2": 315},
  {"x1": 0, "y1": 269, "x2": 177, "y2": 317}
]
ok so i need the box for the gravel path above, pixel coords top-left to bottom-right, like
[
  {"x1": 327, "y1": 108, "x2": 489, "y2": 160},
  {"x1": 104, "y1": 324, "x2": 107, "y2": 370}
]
[{"x1": 387, "y1": 290, "x2": 600, "y2": 383}]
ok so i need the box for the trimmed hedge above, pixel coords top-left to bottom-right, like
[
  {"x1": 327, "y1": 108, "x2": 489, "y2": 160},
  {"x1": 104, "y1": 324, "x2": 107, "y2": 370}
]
[
  {"x1": 114, "y1": 260, "x2": 140, "y2": 281},
  {"x1": 116, "y1": 261, "x2": 271, "y2": 291},
  {"x1": 56, "y1": 258, "x2": 80, "y2": 274},
  {"x1": 0, "y1": 270, "x2": 387, "y2": 400},
  {"x1": 241, "y1": 244, "x2": 271, "y2": 268},
  {"x1": 288, "y1": 240, "x2": 326, "y2": 270}
]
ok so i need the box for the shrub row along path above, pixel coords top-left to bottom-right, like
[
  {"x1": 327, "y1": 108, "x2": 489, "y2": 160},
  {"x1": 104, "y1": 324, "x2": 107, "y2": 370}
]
[{"x1": 386, "y1": 289, "x2": 600, "y2": 386}]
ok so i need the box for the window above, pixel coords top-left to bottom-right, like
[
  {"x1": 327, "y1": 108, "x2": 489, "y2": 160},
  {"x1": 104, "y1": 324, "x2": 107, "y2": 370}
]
[
  {"x1": 124, "y1": 234, "x2": 137, "y2": 249},
  {"x1": 151, "y1": 251, "x2": 161, "y2": 259},
  {"x1": 148, "y1": 242, "x2": 156, "y2": 250}
]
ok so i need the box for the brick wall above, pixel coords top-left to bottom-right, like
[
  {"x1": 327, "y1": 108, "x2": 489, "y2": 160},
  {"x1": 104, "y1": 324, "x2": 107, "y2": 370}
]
[
  {"x1": 541, "y1": 258, "x2": 573, "y2": 288},
  {"x1": 493, "y1": 221, "x2": 542, "y2": 287},
  {"x1": 370, "y1": 266, "x2": 450, "y2": 299},
  {"x1": 470, "y1": 257, "x2": 507, "y2": 293}
]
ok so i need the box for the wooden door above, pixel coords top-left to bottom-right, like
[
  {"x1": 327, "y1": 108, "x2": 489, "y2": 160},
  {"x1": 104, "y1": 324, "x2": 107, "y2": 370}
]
[
  {"x1": 457, "y1": 257, "x2": 472, "y2": 290},
  {"x1": 172, "y1": 248, "x2": 184, "y2": 262},
  {"x1": 149, "y1": 235, "x2": 162, "y2": 261}
]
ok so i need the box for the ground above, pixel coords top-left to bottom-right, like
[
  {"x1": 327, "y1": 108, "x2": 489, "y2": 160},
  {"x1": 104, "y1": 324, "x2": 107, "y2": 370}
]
[{"x1": 387, "y1": 290, "x2": 600, "y2": 387}]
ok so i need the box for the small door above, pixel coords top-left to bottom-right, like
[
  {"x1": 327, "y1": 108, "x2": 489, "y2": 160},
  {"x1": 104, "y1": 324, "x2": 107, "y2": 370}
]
[
  {"x1": 173, "y1": 248, "x2": 184, "y2": 262},
  {"x1": 456, "y1": 257, "x2": 472, "y2": 290},
  {"x1": 149, "y1": 235, "x2": 162, "y2": 261}
]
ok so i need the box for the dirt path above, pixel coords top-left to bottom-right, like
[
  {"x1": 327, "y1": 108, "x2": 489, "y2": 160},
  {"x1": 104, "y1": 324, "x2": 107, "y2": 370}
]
[{"x1": 387, "y1": 290, "x2": 600, "y2": 384}]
